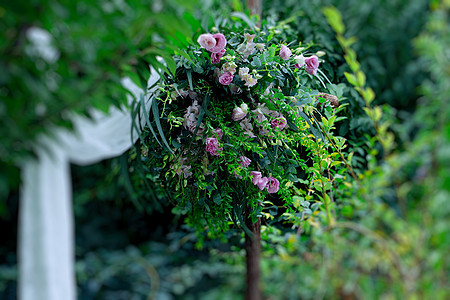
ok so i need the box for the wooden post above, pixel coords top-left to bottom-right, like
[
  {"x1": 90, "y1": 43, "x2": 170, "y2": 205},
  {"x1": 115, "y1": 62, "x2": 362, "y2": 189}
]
[{"x1": 245, "y1": 209, "x2": 261, "y2": 300}]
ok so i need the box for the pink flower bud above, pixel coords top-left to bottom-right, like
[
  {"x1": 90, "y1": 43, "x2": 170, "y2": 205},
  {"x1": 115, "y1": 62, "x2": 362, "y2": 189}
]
[
  {"x1": 257, "y1": 177, "x2": 269, "y2": 190},
  {"x1": 279, "y1": 45, "x2": 292, "y2": 60},
  {"x1": 250, "y1": 171, "x2": 262, "y2": 185}
]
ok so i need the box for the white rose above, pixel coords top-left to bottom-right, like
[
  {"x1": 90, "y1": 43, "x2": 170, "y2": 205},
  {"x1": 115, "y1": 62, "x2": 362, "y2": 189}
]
[{"x1": 294, "y1": 55, "x2": 306, "y2": 66}]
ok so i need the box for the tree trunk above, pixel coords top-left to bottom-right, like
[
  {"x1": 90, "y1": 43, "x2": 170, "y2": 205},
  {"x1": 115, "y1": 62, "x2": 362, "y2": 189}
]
[
  {"x1": 246, "y1": 0, "x2": 262, "y2": 24},
  {"x1": 245, "y1": 210, "x2": 261, "y2": 300}
]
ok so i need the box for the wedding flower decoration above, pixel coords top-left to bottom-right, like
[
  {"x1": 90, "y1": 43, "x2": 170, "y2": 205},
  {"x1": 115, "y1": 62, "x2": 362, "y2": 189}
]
[{"x1": 139, "y1": 25, "x2": 343, "y2": 239}]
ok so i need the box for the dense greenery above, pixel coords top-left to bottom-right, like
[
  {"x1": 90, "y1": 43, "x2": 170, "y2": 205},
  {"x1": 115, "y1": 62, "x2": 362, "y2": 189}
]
[{"x1": 1, "y1": 0, "x2": 448, "y2": 299}]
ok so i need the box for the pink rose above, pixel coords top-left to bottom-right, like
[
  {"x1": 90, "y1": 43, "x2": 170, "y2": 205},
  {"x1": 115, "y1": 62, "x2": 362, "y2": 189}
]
[
  {"x1": 279, "y1": 45, "x2": 292, "y2": 60},
  {"x1": 271, "y1": 116, "x2": 287, "y2": 130},
  {"x1": 250, "y1": 171, "x2": 269, "y2": 190},
  {"x1": 213, "y1": 128, "x2": 223, "y2": 140},
  {"x1": 210, "y1": 33, "x2": 227, "y2": 53},
  {"x1": 219, "y1": 71, "x2": 234, "y2": 85},
  {"x1": 205, "y1": 137, "x2": 222, "y2": 156},
  {"x1": 197, "y1": 33, "x2": 216, "y2": 51},
  {"x1": 239, "y1": 156, "x2": 251, "y2": 168},
  {"x1": 211, "y1": 48, "x2": 225, "y2": 64},
  {"x1": 266, "y1": 177, "x2": 279, "y2": 193},
  {"x1": 305, "y1": 55, "x2": 319, "y2": 75}
]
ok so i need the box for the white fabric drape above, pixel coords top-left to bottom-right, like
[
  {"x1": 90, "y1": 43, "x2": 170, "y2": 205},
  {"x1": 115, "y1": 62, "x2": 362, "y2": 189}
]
[{"x1": 19, "y1": 71, "x2": 159, "y2": 300}]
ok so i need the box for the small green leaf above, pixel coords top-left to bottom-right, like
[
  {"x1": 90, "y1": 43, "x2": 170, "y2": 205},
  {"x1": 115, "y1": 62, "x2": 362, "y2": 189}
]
[
  {"x1": 347, "y1": 152, "x2": 354, "y2": 166},
  {"x1": 322, "y1": 6, "x2": 345, "y2": 35},
  {"x1": 363, "y1": 87, "x2": 376, "y2": 104},
  {"x1": 186, "y1": 69, "x2": 194, "y2": 90},
  {"x1": 252, "y1": 56, "x2": 261, "y2": 67},
  {"x1": 356, "y1": 70, "x2": 366, "y2": 87},
  {"x1": 344, "y1": 72, "x2": 358, "y2": 86},
  {"x1": 321, "y1": 116, "x2": 329, "y2": 128}
]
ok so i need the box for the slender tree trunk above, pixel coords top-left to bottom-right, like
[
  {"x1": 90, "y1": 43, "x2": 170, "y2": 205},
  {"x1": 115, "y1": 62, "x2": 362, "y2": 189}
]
[
  {"x1": 244, "y1": 2, "x2": 262, "y2": 297},
  {"x1": 245, "y1": 209, "x2": 261, "y2": 300},
  {"x1": 246, "y1": 0, "x2": 262, "y2": 24}
]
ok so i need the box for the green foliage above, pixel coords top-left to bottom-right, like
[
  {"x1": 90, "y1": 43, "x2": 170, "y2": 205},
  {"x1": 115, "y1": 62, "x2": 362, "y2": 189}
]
[
  {"x1": 263, "y1": 0, "x2": 430, "y2": 170},
  {"x1": 265, "y1": 0, "x2": 429, "y2": 108},
  {"x1": 0, "y1": 0, "x2": 198, "y2": 198},
  {"x1": 75, "y1": 238, "x2": 245, "y2": 299}
]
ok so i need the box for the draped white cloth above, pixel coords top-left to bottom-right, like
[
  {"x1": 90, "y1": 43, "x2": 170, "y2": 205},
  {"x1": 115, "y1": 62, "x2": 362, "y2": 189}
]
[{"x1": 19, "y1": 72, "x2": 159, "y2": 300}]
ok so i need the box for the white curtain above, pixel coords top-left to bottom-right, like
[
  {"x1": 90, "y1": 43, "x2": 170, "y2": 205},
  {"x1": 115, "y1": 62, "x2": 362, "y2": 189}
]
[{"x1": 19, "y1": 72, "x2": 159, "y2": 300}]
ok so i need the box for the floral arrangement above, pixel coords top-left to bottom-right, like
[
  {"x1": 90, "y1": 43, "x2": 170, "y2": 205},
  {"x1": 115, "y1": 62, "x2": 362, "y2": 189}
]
[{"x1": 140, "y1": 24, "x2": 347, "y2": 239}]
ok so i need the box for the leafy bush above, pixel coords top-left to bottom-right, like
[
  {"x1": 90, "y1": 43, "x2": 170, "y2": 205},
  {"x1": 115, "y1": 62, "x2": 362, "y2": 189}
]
[
  {"x1": 264, "y1": 0, "x2": 429, "y2": 109},
  {"x1": 0, "y1": 0, "x2": 199, "y2": 199}
]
